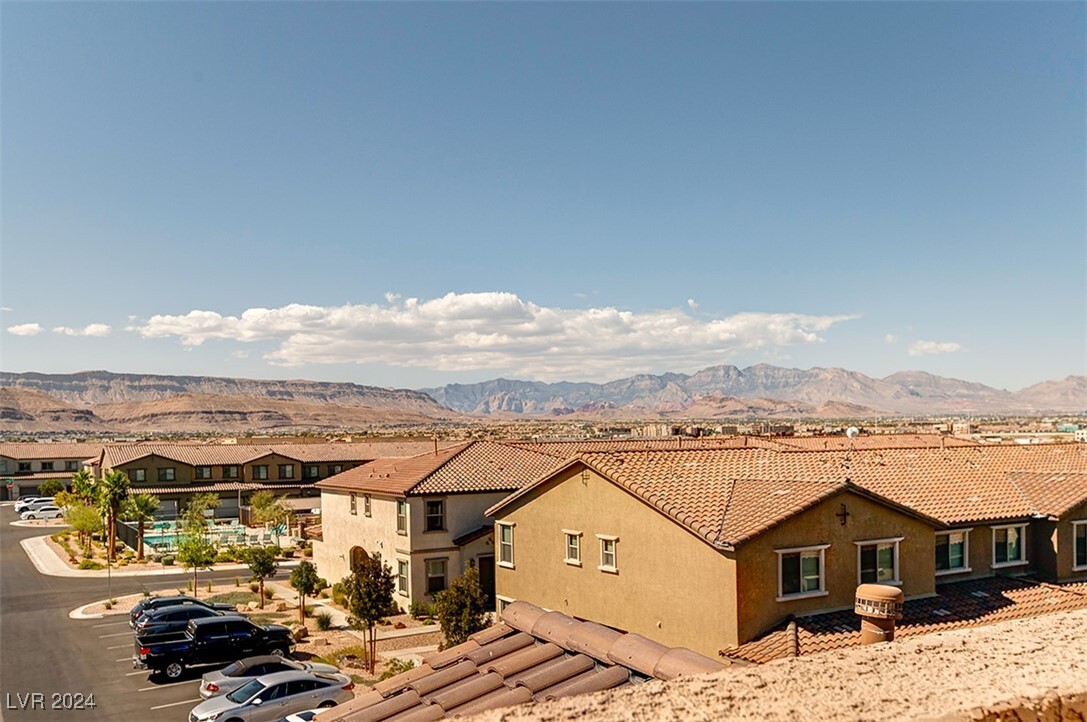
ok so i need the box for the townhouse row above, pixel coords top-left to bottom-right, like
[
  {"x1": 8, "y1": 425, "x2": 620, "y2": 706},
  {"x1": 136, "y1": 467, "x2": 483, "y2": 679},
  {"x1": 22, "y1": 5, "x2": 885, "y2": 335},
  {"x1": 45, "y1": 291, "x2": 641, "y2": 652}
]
[{"x1": 311, "y1": 438, "x2": 1087, "y2": 658}]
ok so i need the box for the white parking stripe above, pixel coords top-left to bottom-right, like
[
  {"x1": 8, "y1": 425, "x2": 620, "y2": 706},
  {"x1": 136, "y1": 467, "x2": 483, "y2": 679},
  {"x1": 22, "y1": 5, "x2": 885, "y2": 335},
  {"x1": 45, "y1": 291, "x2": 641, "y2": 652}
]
[
  {"x1": 92, "y1": 621, "x2": 128, "y2": 628},
  {"x1": 125, "y1": 670, "x2": 149, "y2": 676},
  {"x1": 149, "y1": 698, "x2": 201, "y2": 710},
  {"x1": 139, "y1": 680, "x2": 199, "y2": 692},
  {"x1": 98, "y1": 632, "x2": 132, "y2": 638}
]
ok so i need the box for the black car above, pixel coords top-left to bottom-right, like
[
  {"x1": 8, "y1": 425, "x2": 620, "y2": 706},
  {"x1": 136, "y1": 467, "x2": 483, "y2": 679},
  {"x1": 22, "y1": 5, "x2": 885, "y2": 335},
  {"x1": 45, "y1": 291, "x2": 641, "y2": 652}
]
[
  {"x1": 133, "y1": 604, "x2": 242, "y2": 636},
  {"x1": 130, "y1": 596, "x2": 236, "y2": 629}
]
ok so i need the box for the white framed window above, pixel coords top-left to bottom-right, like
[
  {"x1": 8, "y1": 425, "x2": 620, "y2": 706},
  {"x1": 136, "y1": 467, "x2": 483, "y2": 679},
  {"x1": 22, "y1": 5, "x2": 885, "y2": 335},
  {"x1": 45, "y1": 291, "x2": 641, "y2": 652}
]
[
  {"x1": 935, "y1": 529, "x2": 972, "y2": 576},
  {"x1": 497, "y1": 522, "x2": 515, "y2": 568},
  {"x1": 992, "y1": 523, "x2": 1028, "y2": 568},
  {"x1": 775, "y1": 544, "x2": 829, "y2": 601},
  {"x1": 396, "y1": 500, "x2": 407, "y2": 534},
  {"x1": 397, "y1": 560, "x2": 409, "y2": 596},
  {"x1": 425, "y1": 558, "x2": 447, "y2": 595},
  {"x1": 563, "y1": 529, "x2": 582, "y2": 566},
  {"x1": 364, "y1": 494, "x2": 371, "y2": 517},
  {"x1": 855, "y1": 537, "x2": 903, "y2": 585},
  {"x1": 597, "y1": 534, "x2": 618, "y2": 573},
  {"x1": 424, "y1": 499, "x2": 445, "y2": 532},
  {"x1": 350, "y1": 493, "x2": 357, "y2": 516},
  {"x1": 1074, "y1": 521, "x2": 1087, "y2": 572},
  {"x1": 496, "y1": 595, "x2": 515, "y2": 613}
]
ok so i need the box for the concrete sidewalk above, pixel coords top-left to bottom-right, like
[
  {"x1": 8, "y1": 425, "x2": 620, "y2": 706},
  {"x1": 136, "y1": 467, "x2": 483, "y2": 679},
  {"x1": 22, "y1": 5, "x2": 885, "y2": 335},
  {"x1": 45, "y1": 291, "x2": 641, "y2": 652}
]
[{"x1": 21, "y1": 533, "x2": 300, "y2": 578}]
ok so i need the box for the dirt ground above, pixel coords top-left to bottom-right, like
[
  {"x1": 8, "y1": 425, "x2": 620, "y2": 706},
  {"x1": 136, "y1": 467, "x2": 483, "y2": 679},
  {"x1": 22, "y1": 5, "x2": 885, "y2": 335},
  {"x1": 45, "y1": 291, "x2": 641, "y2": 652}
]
[{"x1": 467, "y1": 609, "x2": 1087, "y2": 722}]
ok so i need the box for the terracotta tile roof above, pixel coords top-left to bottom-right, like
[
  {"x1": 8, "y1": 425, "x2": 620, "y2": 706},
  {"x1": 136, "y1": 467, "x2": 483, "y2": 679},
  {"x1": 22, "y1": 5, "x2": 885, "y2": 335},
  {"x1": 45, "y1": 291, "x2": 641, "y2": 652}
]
[
  {"x1": 511, "y1": 436, "x2": 789, "y2": 458},
  {"x1": 99, "y1": 441, "x2": 435, "y2": 469},
  {"x1": 133, "y1": 481, "x2": 315, "y2": 495},
  {"x1": 316, "y1": 441, "x2": 563, "y2": 497},
  {"x1": 320, "y1": 601, "x2": 732, "y2": 722},
  {"x1": 725, "y1": 576, "x2": 1087, "y2": 665},
  {"x1": 0, "y1": 443, "x2": 105, "y2": 460},
  {"x1": 489, "y1": 445, "x2": 1087, "y2": 545},
  {"x1": 773, "y1": 434, "x2": 978, "y2": 451}
]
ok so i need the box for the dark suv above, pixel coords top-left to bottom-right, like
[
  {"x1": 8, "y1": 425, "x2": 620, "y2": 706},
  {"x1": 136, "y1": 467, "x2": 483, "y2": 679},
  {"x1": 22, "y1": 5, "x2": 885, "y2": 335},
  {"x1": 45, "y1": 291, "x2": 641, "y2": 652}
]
[
  {"x1": 134, "y1": 604, "x2": 242, "y2": 636},
  {"x1": 130, "y1": 596, "x2": 236, "y2": 629}
]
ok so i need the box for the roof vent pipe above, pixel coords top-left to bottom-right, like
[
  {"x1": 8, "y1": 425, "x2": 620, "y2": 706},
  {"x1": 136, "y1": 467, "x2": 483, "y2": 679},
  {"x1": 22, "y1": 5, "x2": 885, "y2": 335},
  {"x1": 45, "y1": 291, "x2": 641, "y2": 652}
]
[{"x1": 854, "y1": 584, "x2": 904, "y2": 644}]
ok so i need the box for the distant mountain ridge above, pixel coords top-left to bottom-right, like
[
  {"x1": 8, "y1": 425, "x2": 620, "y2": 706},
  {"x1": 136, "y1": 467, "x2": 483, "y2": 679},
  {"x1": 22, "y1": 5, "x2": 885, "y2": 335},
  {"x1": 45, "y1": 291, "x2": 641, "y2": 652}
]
[{"x1": 423, "y1": 364, "x2": 1086, "y2": 416}]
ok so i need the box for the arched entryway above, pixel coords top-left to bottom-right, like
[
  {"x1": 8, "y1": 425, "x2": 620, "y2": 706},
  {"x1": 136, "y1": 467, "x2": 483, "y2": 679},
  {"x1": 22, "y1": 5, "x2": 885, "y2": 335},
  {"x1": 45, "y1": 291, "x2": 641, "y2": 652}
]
[{"x1": 349, "y1": 546, "x2": 368, "y2": 570}]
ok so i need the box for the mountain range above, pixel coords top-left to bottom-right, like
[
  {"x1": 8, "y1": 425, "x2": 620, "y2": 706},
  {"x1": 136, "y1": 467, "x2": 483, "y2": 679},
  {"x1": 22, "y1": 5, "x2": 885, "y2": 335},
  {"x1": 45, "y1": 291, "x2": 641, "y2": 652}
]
[{"x1": 0, "y1": 366, "x2": 1082, "y2": 434}]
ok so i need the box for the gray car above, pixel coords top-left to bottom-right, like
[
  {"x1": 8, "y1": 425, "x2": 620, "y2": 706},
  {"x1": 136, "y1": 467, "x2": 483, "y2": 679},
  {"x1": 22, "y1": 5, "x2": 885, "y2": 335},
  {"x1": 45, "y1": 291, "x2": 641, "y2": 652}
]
[
  {"x1": 199, "y1": 656, "x2": 341, "y2": 699},
  {"x1": 188, "y1": 670, "x2": 354, "y2": 722}
]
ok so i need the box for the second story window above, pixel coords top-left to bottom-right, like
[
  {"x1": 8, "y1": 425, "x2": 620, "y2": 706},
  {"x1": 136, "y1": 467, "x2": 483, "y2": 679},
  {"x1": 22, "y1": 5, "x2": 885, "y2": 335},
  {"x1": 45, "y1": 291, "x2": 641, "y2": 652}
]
[
  {"x1": 424, "y1": 499, "x2": 445, "y2": 532},
  {"x1": 396, "y1": 500, "x2": 407, "y2": 534},
  {"x1": 364, "y1": 494, "x2": 372, "y2": 517},
  {"x1": 17, "y1": 462, "x2": 31, "y2": 472},
  {"x1": 278, "y1": 464, "x2": 295, "y2": 480},
  {"x1": 597, "y1": 535, "x2": 618, "y2": 573},
  {"x1": 195, "y1": 466, "x2": 212, "y2": 480},
  {"x1": 350, "y1": 493, "x2": 357, "y2": 516},
  {"x1": 158, "y1": 467, "x2": 176, "y2": 482},
  {"x1": 563, "y1": 530, "x2": 582, "y2": 565},
  {"x1": 253, "y1": 465, "x2": 269, "y2": 480},
  {"x1": 497, "y1": 522, "x2": 515, "y2": 568},
  {"x1": 775, "y1": 544, "x2": 829, "y2": 600},
  {"x1": 992, "y1": 524, "x2": 1028, "y2": 568},
  {"x1": 65, "y1": 460, "x2": 79, "y2": 471},
  {"x1": 304, "y1": 465, "x2": 320, "y2": 479},
  {"x1": 223, "y1": 465, "x2": 239, "y2": 479},
  {"x1": 856, "y1": 537, "x2": 902, "y2": 585},
  {"x1": 132, "y1": 469, "x2": 146, "y2": 482},
  {"x1": 41, "y1": 462, "x2": 54, "y2": 471},
  {"x1": 1074, "y1": 521, "x2": 1087, "y2": 571},
  {"x1": 936, "y1": 530, "x2": 971, "y2": 575},
  {"x1": 329, "y1": 464, "x2": 343, "y2": 476}
]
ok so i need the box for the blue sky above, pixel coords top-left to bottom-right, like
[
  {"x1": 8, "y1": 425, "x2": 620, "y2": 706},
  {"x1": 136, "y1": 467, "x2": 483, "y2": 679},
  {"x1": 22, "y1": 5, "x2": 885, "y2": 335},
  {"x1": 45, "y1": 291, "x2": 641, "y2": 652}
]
[{"x1": 2, "y1": 2, "x2": 1083, "y2": 391}]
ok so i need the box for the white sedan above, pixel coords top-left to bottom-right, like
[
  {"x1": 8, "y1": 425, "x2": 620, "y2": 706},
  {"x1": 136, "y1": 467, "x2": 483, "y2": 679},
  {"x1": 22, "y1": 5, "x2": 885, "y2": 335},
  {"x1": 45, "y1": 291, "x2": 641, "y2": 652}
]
[{"x1": 21, "y1": 506, "x2": 63, "y2": 520}]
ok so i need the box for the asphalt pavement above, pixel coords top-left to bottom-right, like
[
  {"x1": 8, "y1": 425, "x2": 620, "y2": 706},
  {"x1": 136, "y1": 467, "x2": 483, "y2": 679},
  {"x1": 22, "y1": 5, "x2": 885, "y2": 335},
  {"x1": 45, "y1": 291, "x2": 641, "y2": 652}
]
[{"x1": 0, "y1": 505, "x2": 292, "y2": 722}]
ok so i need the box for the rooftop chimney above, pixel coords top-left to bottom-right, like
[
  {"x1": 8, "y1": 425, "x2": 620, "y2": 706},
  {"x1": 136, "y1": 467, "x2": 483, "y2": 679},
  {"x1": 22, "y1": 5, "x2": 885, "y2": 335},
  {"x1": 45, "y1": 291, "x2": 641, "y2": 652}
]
[{"x1": 855, "y1": 584, "x2": 904, "y2": 644}]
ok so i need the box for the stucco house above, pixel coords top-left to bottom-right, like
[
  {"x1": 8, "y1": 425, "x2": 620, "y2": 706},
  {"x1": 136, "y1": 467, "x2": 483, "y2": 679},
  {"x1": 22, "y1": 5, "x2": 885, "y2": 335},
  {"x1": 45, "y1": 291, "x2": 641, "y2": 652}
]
[
  {"x1": 312, "y1": 441, "x2": 562, "y2": 611},
  {"x1": 0, "y1": 443, "x2": 103, "y2": 499},
  {"x1": 487, "y1": 444, "x2": 1087, "y2": 658}
]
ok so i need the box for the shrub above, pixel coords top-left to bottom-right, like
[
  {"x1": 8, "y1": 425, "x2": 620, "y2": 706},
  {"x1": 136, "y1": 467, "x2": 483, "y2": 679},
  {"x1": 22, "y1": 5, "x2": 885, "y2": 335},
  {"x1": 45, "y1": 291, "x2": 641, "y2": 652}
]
[
  {"x1": 316, "y1": 577, "x2": 328, "y2": 590},
  {"x1": 314, "y1": 610, "x2": 333, "y2": 631},
  {"x1": 303, "y1": 546, "x2": 313, "y2": 558},
  {"x1": 206, "y1": 591, "x2": 257, "y2": 605},
  {"x1": 331, "y1": 581, "x2": 347, "y2": 607},
  {"x1": 103, "y1": 600, "x2": 112, "y2": 610},
  {"x1": 409, "y1": 601, "x2": 435, "y2": 620},
  {"x1": 379, "y1": 658, "x2": 415, "y2": 681},
  {"x1": 263, "y1": 587, "x2": 274, "y2": 600},
  {"x1": 78, "y1": 559, "x2": 104, "y2": 570},
  {"x1": 249, "y1": 582, "x2": 260, "y2": 594},
  {"x1": 206, "y1": 581, "x2": 212, "y2": 593},
  {"x1": 215, "y1": 551, "x2": 235, "y2": 563},
  {"x1": 281, "y1": 549, "x2": 295, "y2": 559},
  {"x1": 162, "y1": 556, "x2": 175, "y2": 566}
]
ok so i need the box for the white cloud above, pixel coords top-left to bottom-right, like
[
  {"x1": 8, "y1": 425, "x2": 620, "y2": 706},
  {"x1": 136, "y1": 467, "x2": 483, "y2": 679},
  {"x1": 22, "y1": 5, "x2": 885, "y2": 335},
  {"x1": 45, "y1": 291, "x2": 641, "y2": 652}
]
[
  {"x1": 230, "y1": 350, "x2": 249, "y2": 359},
  {"x1": 7, "y1": 323, "x2": 43, "y2": 336},
  {"x1": 884, "y1": 334, "x2": 898, "y2": 344},
  {"x1": 130, "y1": 292, "x2": 859, "y2": 380},
  {"x1": 687, "y1": 298, "x2": 699, "y2": 310},
  {"x1": 53, "y1": 323, "x2": 112, "y2": 337},
  {"x1": 0, "y1": 306, "x2": 13, "y2": 312},
  {"x1": 908, "y1": 340, "x2": 963, "y2": 356}
]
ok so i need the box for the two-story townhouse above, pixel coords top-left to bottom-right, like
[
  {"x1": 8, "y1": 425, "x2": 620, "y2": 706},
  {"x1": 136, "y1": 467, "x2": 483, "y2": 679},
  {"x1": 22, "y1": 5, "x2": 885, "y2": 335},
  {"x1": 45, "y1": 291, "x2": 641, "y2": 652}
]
[
  {"x1": 313, "y1": 441, "x2": 562, "y2": 611},
  {"x1": 93, "y1": 441, "x2": 454, "y2": 518},
  {"x1": 0, "y1": 443, "x2": 104, "y2": 499},
  {"x1": 487, "y1": 444, "x2": 1087, "y2": 659}
]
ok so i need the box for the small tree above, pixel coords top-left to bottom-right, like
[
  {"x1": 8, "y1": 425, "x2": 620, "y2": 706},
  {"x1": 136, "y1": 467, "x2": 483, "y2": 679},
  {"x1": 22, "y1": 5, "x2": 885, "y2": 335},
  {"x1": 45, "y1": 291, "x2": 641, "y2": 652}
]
[
  {"x1": 64, "y1": 502, "x2": 102, "y2": 549},
  {"x1": 122, "y1": 493, "x2": 161, "y2": 561},
  {"x1": 250, "y1": 491, "x2": 292, "y2": 546},
  {"x1": 435, "y1": 565, "x2": 489, "y2": 647},
  {"x1": 183, "y1": 493, "x2": 221, "y2": 534},
  {"x1": 244, "y1": 546, "x2": 279, "y2": 609},
  {"x1": 70, "y1": 469, "x2": 97, "y2": 503},
  {"x1": 98, "y1": 470, "x2": 130, "y2": 563},
  {"x1": 342, "y1": 552, "x2": 396, "y2": 673},
  {"x1": 290, "y1": 560, "x2": 321, "y2": 624},
  {"x1": 37, "y1": 479, "x2": 64, "y2": 497},
  {"x1": 176, "y1": 531, "x2": 217, "y2": 596}
]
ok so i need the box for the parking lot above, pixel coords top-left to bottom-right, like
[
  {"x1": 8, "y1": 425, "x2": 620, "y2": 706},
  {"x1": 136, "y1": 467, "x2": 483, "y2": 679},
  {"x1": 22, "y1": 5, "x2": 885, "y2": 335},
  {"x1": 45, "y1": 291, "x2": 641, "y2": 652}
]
[{"x1": 0, "y1": 505, "x2": 293, "y2": 722}]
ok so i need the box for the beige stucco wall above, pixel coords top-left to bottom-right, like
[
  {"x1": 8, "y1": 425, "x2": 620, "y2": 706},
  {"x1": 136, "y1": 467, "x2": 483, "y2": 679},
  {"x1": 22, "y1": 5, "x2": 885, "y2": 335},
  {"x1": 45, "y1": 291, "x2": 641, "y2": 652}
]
[
  {"x1": 114, "y1": 454, "x2": 195, "y2": 485},
  {"x1": 734, "y1": 490, "x2": 937, "y2": 644},
  {"x1": 1055, "y1": 503, "x2": 1087, "y2": 582},
  {"x1": 494, "y1": 465, "x2": 737, "y2": 657},
  {"x1": 314, "y1": 489, "x2": 507, "y2": 611}
]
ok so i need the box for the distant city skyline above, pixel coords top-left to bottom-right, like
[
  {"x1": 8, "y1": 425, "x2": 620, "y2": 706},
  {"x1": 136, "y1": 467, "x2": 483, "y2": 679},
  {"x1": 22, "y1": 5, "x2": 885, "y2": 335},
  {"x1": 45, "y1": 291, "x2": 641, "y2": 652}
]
[{"x1": 2, "y1": 3, "x2": 1083, "y2": 391}]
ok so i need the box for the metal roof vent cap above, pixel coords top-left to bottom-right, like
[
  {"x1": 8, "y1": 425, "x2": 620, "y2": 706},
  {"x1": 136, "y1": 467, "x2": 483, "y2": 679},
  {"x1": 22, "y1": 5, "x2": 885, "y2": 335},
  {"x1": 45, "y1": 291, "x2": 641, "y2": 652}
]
[{"x1": 854, "y1": 583, "x2": 904, "y2": 645}]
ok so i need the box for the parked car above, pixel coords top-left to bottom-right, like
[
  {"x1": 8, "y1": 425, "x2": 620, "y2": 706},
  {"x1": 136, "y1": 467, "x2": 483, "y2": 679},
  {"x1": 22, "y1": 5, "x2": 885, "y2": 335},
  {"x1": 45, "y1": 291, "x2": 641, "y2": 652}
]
[
  {"x1": 16, "y1": 498, "x2": 55, "y2": 514},
  {"x1": 283, "y1": 710, "x2": 323, "y2": 722},
  {"x1": 130, "y1": 595, "x2": 237, "y2": 629},
  {"x1": 134, "y1": 604, "x2": 242, "y2": 637},
  {"x1": 21, "y1": 506, "x2": 62, "y2": 520},
  {"x1": 188, "y1": 670, "x2": 353, "y2": 722},
  {"x1": 200, "y1": 655, "x2": 341, "y2": 699},
  {"x1": 13, "y1": 497, "x2": 44, "y2": 513},
  {"x1": 134, "y1": 616, "x2": 295, "y2": 679}
]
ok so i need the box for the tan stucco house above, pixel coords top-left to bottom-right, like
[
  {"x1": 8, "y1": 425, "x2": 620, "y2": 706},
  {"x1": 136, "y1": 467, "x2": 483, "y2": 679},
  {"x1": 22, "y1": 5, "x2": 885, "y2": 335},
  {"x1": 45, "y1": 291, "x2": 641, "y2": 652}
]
[{"x1": 312, "y1": 441, "x2": 562, "y2": 611}]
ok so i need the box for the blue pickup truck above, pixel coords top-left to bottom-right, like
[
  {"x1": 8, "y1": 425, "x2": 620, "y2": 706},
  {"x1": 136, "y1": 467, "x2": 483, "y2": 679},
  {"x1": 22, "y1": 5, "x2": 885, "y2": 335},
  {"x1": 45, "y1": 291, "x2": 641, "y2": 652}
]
[{"x1": 133, "y1": 616, "x2": 295, "y2": 680}]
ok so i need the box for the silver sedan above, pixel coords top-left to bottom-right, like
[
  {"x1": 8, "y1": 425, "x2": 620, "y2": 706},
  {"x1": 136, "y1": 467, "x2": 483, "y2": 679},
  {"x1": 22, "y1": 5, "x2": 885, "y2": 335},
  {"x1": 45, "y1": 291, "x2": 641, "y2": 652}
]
[
  {"x1": 188, "y1": 670, "x2": 354, "y2": 722},
  {"x1": 199, "y1": 656, "x2": 341, "y2": 699}
]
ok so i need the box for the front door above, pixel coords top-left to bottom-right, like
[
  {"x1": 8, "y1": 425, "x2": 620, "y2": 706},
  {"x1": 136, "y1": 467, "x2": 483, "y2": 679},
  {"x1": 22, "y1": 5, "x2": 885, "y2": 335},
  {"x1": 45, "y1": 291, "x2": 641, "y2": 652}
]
[{"x1": 477, "y1": 554, "x2": 495, "y2": 611}]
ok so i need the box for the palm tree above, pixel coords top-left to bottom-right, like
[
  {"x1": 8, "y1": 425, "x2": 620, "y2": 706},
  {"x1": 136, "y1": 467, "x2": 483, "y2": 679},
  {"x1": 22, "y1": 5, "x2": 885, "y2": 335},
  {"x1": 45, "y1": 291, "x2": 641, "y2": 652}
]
[
  {"x1": 98, "y1": 470, "x2": 130, "y2": 564},
  {"x1": 70, "y1": 469, "x2": 96, "y2": 504},
  {"x1": 122, "y1": 493, "x2": 160, "y2": 561}
]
